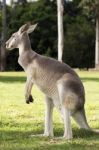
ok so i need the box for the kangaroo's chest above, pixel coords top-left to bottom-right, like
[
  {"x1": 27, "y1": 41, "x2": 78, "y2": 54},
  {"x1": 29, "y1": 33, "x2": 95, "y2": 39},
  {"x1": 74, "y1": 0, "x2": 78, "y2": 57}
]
[
  {"x1": 24, "y1": 58, "x2": 62, "y2": 98},
  {"x1": 18, "y1": 52, "x2": 36, "y2": 70},
  {"x1": 35, "y1": 69, "x2": 57, "y2": 97},
  {"x1": 27, "y1": 65, "x2": 58, "y2": 97}
]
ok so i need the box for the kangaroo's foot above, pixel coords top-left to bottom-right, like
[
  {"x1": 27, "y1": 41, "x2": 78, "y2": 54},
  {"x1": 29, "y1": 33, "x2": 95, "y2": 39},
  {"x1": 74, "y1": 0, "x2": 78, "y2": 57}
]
[{"x1": 26, "y1": 95, "x2": 34, "y2": 104}]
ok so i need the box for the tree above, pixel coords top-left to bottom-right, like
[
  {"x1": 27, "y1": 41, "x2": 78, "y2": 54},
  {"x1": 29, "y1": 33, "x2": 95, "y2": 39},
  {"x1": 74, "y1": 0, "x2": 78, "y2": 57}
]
[
  {"x1": 80, "y1": 0, "x2": 99, "y2": 69},
  {"x1": 57, "y1": 0, "x2": 64, "y2": 62},
  {"x1": 5, "y1": 0, "x2": 58, "y2": 70},
  {"x1": 1, "y1": 0, "x2": 95, "y2": 70},
  {"x1": 0, "y1": 0, "x2": 6, "y2": 71}
]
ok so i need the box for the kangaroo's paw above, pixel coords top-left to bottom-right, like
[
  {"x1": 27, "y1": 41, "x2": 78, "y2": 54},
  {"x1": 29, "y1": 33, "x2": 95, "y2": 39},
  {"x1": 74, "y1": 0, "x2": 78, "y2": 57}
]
[
  {"x1": 43, "y1": 133, "x2": 54, "y2": 138},
  {"x1": 63, "y1": 133, "x2": 73, "y2": 140},
  {"x1": 29, "y1": 95, "x2": 34, "y2": 103},
  {"x1": 26, "y1": 95, "x2": 34, "y2": 104}
]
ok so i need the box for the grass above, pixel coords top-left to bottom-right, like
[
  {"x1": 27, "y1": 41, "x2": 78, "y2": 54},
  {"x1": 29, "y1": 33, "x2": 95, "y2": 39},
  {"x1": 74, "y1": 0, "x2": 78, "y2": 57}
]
[{"x1": 0, "y1": 71, "x2": 99, "y2": 150}]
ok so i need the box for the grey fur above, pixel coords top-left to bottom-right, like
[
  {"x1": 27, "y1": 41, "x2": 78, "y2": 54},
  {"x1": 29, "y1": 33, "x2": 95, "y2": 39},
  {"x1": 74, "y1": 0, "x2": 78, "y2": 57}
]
[{"x1": 6, "y1": 23, "x2": 91, "y2": 139}]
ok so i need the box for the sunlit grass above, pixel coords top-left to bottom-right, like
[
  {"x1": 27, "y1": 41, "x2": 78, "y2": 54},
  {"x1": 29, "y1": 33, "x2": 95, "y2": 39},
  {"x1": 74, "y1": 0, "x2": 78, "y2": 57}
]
[{"x1": 0, "y1": 71, "x2": 99, "y2": 150}]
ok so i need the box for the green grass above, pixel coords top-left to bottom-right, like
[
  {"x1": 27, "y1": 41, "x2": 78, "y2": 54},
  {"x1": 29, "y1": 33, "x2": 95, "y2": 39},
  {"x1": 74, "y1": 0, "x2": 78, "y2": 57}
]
[{"x1": 0, "y1": 71, "x2": 99, "y2": 150}]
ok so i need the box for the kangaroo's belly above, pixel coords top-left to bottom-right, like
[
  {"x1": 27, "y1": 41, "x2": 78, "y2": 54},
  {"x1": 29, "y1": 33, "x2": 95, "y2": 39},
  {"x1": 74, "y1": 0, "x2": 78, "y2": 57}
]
[
  {"x1": 31, "y1": 68, "x2": 62, "y2": 98},
  {"x1": 34, "y1": 79, "x2": 58, "y2": 98},
  {"x1": 34, "y1": 79, "x2": 62, "y2": 109}
]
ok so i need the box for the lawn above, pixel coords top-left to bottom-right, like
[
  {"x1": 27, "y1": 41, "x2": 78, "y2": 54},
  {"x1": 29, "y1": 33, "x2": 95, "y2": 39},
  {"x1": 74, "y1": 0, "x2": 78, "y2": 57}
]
[{"x1": 0, "y1": 71, "x2": 99, "y2": 150}]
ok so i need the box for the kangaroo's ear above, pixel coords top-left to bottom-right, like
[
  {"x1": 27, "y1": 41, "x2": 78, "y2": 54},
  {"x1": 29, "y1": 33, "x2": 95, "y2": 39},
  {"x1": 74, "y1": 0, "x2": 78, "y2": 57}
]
[
  {"x1": 19, "y1": 23, "x2": 30, "y2": 34},
  {"x1": 27, "y1": 24, "x2": 38, "y2": 34}
]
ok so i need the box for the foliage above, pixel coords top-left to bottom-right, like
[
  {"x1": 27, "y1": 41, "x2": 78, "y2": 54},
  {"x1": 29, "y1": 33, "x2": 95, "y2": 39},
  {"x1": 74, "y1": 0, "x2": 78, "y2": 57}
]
[
  {"x1": 0, "y1": 71, "x2": 99, "y2": 150},
  {"x1": 80, "y1": 0, "x2": 99, "y2": 17},
  {"x1": 0, "y1": 0, "x2": 96, "y2": 70},
  {"x1": 0, "y1": 5, "x2": 2, "y2": 39},
  {"x1": 63, "y1": 0, "x2": 95, "y2": 68},
  {"x1": 63, "y1": 15, "x2": 95, "y2": 68}
]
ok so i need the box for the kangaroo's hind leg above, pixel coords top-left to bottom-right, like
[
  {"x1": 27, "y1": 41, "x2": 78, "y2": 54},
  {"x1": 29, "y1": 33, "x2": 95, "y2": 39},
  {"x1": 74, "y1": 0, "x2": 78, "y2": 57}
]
[
  {"x1": 57, "y1": 81, "x2": 73, "y2": 139},
  {"x1": 44, "y1": 96, "x2": 54, "y2": 137},
  {"x1": 57, "y1": 73, "x2": 86, "y2": 139}
]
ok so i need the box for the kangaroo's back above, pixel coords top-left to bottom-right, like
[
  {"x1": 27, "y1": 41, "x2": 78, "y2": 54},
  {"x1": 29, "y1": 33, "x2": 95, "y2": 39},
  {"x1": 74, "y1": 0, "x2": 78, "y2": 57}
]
[{"x1": 36, "y1": 54, "x2": 78, "y2": 77}]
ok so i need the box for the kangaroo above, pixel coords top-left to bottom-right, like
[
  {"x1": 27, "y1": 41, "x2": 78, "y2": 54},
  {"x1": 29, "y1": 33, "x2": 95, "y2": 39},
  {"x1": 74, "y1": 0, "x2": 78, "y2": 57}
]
[{"x1": 6, "y1": 23, "x2": 92, "y2": 139}]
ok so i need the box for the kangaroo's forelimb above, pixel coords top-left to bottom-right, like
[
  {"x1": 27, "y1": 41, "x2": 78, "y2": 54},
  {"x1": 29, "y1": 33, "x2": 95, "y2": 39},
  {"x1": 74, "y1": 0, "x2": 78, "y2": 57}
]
[{"x1": 25, "y1": 77, "x2": 34, "y2": 104}]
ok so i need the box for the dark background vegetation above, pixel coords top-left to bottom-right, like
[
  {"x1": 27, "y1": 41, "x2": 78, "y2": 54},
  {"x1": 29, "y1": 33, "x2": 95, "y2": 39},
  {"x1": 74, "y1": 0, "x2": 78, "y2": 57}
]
[{"x1": 0, "y1": 0, "x2": 95, "y2": 71}]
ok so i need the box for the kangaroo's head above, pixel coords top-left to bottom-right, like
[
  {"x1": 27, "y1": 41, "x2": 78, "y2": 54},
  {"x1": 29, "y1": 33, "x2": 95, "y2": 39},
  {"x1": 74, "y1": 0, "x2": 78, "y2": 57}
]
[{"x1": 6, "y1": 23, "x2": 37, "y2": 50}]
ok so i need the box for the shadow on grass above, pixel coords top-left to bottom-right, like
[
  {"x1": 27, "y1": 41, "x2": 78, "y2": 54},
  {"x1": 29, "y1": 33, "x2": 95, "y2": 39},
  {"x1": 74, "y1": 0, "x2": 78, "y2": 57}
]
[
  {"x1": 0, "y1": 76, "x2": 26, "y2": 83},
  {"x1": 81, "y1": 77, "x2": 99, "y2": 82},
  {"x1": 0, "y1": 75, "x2": 99, "y2": 83},
  {"x1": 0, "y1": 127, "x2": 99, "y2": 150},
  {"x1": 54, "y1": 127, "x2": 99, "y2": 139}
]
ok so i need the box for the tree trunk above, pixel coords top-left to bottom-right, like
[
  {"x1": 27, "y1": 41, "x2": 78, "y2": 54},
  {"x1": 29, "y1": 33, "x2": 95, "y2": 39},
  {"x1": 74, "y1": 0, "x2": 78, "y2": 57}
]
[
  {"x1": 57, "y1": 0, "x2": 64, "y2": 62},
  {"x1": 95, "y1": 16, "x2": 99, "y2": 70},
  {"x1": 0, "y1": 0, "x2": 6, "y2": 71}
]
